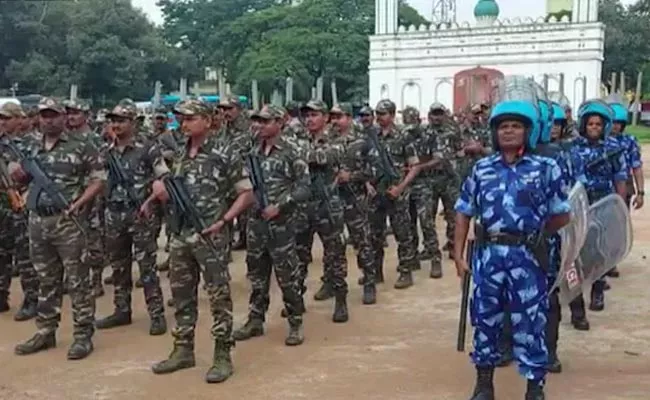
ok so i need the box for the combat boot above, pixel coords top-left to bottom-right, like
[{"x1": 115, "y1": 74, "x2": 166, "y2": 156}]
[
  {"x1": 96, "y1": 311, "x2": 132, "y2": 330},
  {"x1": 571, "y1": 316, "x2": 590, "y2": 331},
  {"x1": 332, "y1": 294, "x2": 349, "y2": 323},
  {"x1": 103, "y1": 274, "x2": 114, "y2": 285},
  {"x1": 205, "y1": 340, "x2": 234, "y2": 383},
  {"x1": 362, "y1": 284, "x2": 376, "y2": 305},
  {"x1": 313, "y1": 282, "x2": 333, "y2": 301},
  {"x1": 0, "y1": 295, "x2": 10, "y2": 313},
  {"x1": 589, "y1": 281, "x2": 605, "y2": 311},
  {"x1": 546, "y1": 353, "x2": 562, "y2": 373},
  {"x1": 150, "y1": 315, "x2": 167, "y2": 336},
  {"x1": 67, "y1": 337, "x2": 94, "y2": 360},
  {"x1": 152, "y1": 344, "x2": 196, "y2": 374},
  {"x1": 468, "y1": 366, "x2": 495, "y2": 400},
  {"x1": 13, "y1": 298, "x2": 37, "y2": 321},
  {"x1": 285, "y1": 321, "x2": 304, "y2": 346},
  {"x1": 393, "y1": 271, "x2": 413, "y2": 289},
  {"x1": 232, "y1": 318, "x2": 264, "y2": 341},
  {"x1": 430, "y1": 260, "x2": 443, "y2": 279},
  {"x1": 524, "y1": 380, "x2": 545, "y2": 400},
  {"x1": 167, "y1": 298, "x2": 175, "y2": 307},
  {"x1": 15, "y1": 332, "x2": 56, "y2": 355},
  {"x1": 606, "y1": 266, "x2": 620, "y2": 278}
]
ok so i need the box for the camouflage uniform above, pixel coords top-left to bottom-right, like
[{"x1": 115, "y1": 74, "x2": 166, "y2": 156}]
[
  {"x1": 153, "y1": 100, "x2": 252, "y2": 383},
  {"x1": 64, "y1": 99, "x2": 107, "y2": 297},
  {"x1": 296, "y1": 100, "x2": 349, "y2": 321},
  {"x1": 403, "y1": 106, "x2": 443, "y2": 275},
  {"x1": 95, "y1": 102, "x2": 166, "y2": 334},
  {"x1": 368, "y1": 100, "x2": 420, "y2": 289},
  {"x1": 15, "y1": 98, "x2": 106, "y2": 359},
  {"x1": 330, "y1": 103, "x2": 377, "y2": 302},
  {"x1": 0, "y1": 103, "x2": 39, "y2": 319},
  {"x1": 234, "y1": 106, "x2": 310, "y2": 344}
]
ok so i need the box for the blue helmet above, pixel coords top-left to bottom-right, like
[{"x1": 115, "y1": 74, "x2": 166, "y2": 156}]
[
  {"x1": 489, "y1": 100, "x2": 540, "y2": 151},
  {"x1": 537, "y1": 100, "x2": 554, "y2": 144},
  {"x1": 551, "y1": 103, "x2": 566, "y2": 122},
  {"x1": 577, "y1": 99, "x2": 614, "y2": 139},
  {"x1": 610, "y1": 103, "x2": 628, "y2": 125}
]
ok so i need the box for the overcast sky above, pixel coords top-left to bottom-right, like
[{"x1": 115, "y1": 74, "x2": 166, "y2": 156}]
[{"x1": 131, "y1": 0, "x2": 638, "y2": 26}]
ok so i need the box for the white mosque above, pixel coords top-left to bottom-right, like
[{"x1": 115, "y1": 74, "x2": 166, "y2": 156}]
[{"x1": 368, "y1": 0, "x2": 604, "y2": 115}]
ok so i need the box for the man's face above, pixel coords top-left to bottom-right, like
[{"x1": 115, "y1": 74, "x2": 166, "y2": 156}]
[
  {"x1": 428, "y1": 110, "x2": 445, "y2": 125},
  {"x1": 258, "y1": 118, "x2": 281, "y2": 140},
  {"x1": 360, "y1": 113, "x2": 374, "y2": 127},
  {"x1": 375, "y1": 111, "x2": 393, "y2": 127},
  {"x1": 66, "y1": 109, "x2": 86, "y2": 129},
  {"x1": 611, "y1": 122, "x2": 624, "y2": 135},
  {"x1": 330, "y1": 113, "x2": 351, "y2": 132},
  {"x1": 585, "y1": 115, "x2": 603, "y2": 140},
  {"x1": 220, "y1": 105, "x2": 239, "y2": 122},
  {"x1": 0, "y1": 116, "x2": 20, "y2": 133},
  {"x1": 496, "y1": 119, "x2": 526, "y2": 150},
  {"x1": 154, "y1": 115, "x2": 167, "y2": 131},
  {"x1": 39, "y1": 110, "x2": 66, "y2": 136},
  {"x1": 304, "y1": 110, "x2": 327, "y2": 133},
  {"x1": 181, "y1": 114, "x2": 211, "y2": 137},
  {"x1": 109, "y1": 116, "x2": 134, "y2": 139}
]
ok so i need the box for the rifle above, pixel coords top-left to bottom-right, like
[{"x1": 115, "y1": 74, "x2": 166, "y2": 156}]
[
  {"x1": 106, "y1": 148, "x2": 141, "y2": 209},
  {"x1": 311, "y1": 167, "x2": 339, "y2": 229},
  {"x1": 245, "y1": 153, "x2": 274, "y2": 238},
  {"x1": 163, "y1": 175, "x2": 222, "y2": 278},
  {"x1": 365, "y1": 126, "x2": 400, "y2": 192},
  {"x1": 457, "y1": 238, "x2": 475, "y2": 352},
  {"x1": 0, "y1": 158, "x2": 25, "y2": 212},
  {"x1": 585, "y1": 147, "x2": 625, "y2": 173},
  {"x1": 5, "y1": 142, "x2": 85, "y2": 233}
]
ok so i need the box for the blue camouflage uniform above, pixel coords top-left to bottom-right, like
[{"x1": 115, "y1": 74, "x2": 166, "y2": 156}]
[
  {"x1": 611, "y1": 132, "x2": 642, "y2": 205},
  {"x1": 455, "y1": 152, "x2": 570, "y2": 381}
]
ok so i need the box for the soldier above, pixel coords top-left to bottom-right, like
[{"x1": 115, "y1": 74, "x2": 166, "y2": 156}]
[
  {"x1": 367, "y1": 100, "x2": 421, "y2": 289},
  {"x1": 65, "y1": 99, "x2": 107, "y2": 298},
  {"x1": 285, "y1": 101, "x2": 308, "y2": 140},
  {"x1": 93, "y1": 101, "x2": 167, "y2": 335},
  {"x1": 150, "y1": 99, "x2": 253, "y2": 383},
  {"x1": 329, "y1": 103, "x2": 377, "y2": 304},
  {"x1": 454, "y1": 83, "x2": 571, "y2": 400},
  {"x1": 293, "y1": 100, "x2": 349, "y2": 322},
  {"x1": 569, "y1": 100, "x2": 628, "y2": 320},
  {"x1": 12, "y1": 97, "x2": 106, "y2": 359},
  {"x1": 233, "y1": 105, "x2": 310, "y2": 344},
  {"x1": 358, "y1": 106, "x2": 375, "y2": 129},
  {"x1": 423, "y1": 103, "x2": 463, "y2": 262},
  {"x1": 219, "y1": 94, "x2": 251, "y2": 251},
  {"x1": 0, "y1": 103, "x2": 39, "y2": 320}
]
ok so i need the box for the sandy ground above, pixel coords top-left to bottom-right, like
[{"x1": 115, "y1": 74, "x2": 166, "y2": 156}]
[{"x1": 1, "y1": 150, "x2": 650, "y2": 400}]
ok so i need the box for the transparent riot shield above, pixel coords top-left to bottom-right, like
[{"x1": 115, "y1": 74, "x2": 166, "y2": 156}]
[
  {"x1": 578, "y1": 194, "x2": 632, "y2": 286},
  {"x1": 548, "y1": 92, "x2": 570, "y2": 109},
  {"x1": 553, "y1": 182, "x2": 590, "y2": 304},
  {"x1": 489, "y1": 76, "x2": 541, "y2": 149}
]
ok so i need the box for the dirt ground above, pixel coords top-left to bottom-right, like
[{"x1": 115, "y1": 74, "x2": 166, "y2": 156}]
[{"x1": 2, "y1": 151, "x2": 650, "y2": 400}]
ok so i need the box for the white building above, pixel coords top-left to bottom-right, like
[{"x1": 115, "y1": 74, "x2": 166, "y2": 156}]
[{"x1": 368, "y1": 0, "x2": 604, "y2": 115}]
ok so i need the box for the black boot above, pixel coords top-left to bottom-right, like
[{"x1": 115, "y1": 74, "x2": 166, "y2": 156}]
[
  {"x1": 393, "y1": 271, "x2": 413, "y2": 289},
  {"x1": 313, "y1": 282, "x2": 334, "y2": 301},
  {"x1": 13, "y1": 298, "x2": 37, "y2": 321},
  {"x1": 150, "y1": 315, "x2": 167, "y2": 336},
  {"x1": 469, "y1": 366, "x2": 495, "y2": 400},
  {"x1": 569, "y1": 296, "x2": 590, "y2": 331},
  {"x1": 152, "y1": 344, "x2": 196, "y2": 374},
  {"x1": 362, "y1": 284, "x2": 376, "y2": 305},
  {"x1": 15, "y1": 332, "x2": 56, "y2": 355},
  {"x1": 546, "y1": 290, "x2": 562, "y2": 373},
  {"x1": 285, "y1": 320, "x2": 304, "y2": 346},
  {"x1": 525, "y1": 380, "x2": 545, "y2": 400},
  {"x1": 67, "y1": 337, "x2": 94, "y2": 360},
  {"x1": 96, "y1": 311, "x2": 132, "y2": 330},
  {"x1": 205, "y1": 340, "x2": 234, "y2": 383},
  {"x1": 606, "y1": 266, "x2": 620, "y2": 278},
  {"x1": 430, "y1": 260, "x2": 443, "y2": 279},
  {"x1": 589, "y1": 281, "x2": 605, "y2": 311},
  {"x1": 232, "y1": 318, "x2": 264, "y2": 341},
  {"x1": 332, "y1": 294, "x2": 349, "y2": 323}
]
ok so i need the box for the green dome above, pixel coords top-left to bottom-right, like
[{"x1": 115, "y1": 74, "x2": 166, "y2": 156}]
[{"x1": 474, "y1": 0, "x2": 500, "y2": 18}]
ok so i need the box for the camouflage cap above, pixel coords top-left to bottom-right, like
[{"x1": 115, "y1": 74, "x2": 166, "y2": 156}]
[
  {"x1": 301, "y1": 99, "x2": 328, "y2": 113},
  {"x1": 429, "y1": 102, "x2": 446, "y2": 112},
  {"x1": 251, "y1": 105, "x2": 285, "y2": 120},
  {"x1": 106, "y1": 99, "x2": 138, "y2": 120},
  {"x1": 218, "y1": 94, "x2": 241, "y2": 108},
  {"x1": 38, "y1": 97, "x2": 66, "y2": 114},
  {"x1": 375, "y1": 99, "x2": 396, "y2": 114},
  {"x1": 330, "y1": 102, "x2": 353, "y2": 115},
  {"x1": 154, "y1": 107, "x2": 168, "y2": 117},
  {"x1": 358, "y1": 105, "x2": 374, "y2": 116},
  {"x1": 285, "y1": 100, "x2": 303, "y2": 111},
  {"x1": 0, "y1": 102, "x2": 26, "y2": 118},
  {"x1": 266, "y1": 103, "x2": 287, "y2": 116},
  {"x1": 63, "y1": 99, "x2": 90, "y2": 112},
  {"x1": 401, "y1": 106, "x2": 420, "y2": 121},
  {"x1": 174, "y1": 99, "x2": 212, "y2": 116}
]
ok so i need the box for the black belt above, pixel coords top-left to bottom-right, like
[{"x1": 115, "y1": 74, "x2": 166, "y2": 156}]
[
  {"x1": 476, "y1": 229, "x2": 548, "y2": 271},
  {"x1": 480, "y1": 233, "x2": 529, "y2": 247}
]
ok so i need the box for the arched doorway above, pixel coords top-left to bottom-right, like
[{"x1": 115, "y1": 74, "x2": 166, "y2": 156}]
[{"x1": 453, "y1": 67, "x2": 504, "y2": 113}]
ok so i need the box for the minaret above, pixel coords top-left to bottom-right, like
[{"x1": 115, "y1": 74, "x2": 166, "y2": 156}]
[
  {"x1": 375, "y1": 0, "x2": 398, "y2": 34},
  {"x1": 572, "y1": 0, "x2": 598, "y2": 22},
  {"x1": 474, "y1": 0, "x2": 499, "y2": 27}
]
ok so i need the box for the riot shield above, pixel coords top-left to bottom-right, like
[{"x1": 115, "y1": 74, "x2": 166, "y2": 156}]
[
  {"x1": 548, "y1": 92, "x2": 570, "y2": 108},
  {"x1": 578, "y1": 193, "x2": 632, "y2": 286},
  {"x1": 553, "y1": 182, "x2": 590, "y2": 304}
]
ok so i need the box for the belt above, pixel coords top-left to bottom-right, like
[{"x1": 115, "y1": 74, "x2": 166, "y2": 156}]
[
  {"x1": 480, "y1": 232, "x2": 529, "y2": 247},
  {"x1": 34, "y1": 206, "x2": 61, "y2": 217}
]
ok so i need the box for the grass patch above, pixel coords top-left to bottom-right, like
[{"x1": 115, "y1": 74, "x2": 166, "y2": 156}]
[{"x1": 627, "y1": 124, "x2": 650, "y2": 143}]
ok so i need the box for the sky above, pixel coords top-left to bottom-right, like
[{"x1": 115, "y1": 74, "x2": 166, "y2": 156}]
[{"x1": 131, "y1": 0, "x2": 638, "y2": 26}]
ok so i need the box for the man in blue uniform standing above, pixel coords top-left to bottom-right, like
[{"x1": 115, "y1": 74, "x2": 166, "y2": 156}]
[{"x1": 454, "y1": 78, "x2": 571, "y2": 400}]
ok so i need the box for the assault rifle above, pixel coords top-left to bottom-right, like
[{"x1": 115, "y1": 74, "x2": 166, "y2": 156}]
[
  {"x1": 5, "y1": 141, "x2": 84, "y2": 233},
  {"x1": 245, "y1": 153, "x2": 274, "y2": 238},
  {"x1": 457, "y1": 239, "x2": 475, "y2": 352},
  {"x1": 311, "y1": 167, "x2": 339, "y2": 229},
  {"x1": 106, "y1": 148, "x2": 141, "y2": 209},
  {"x1": 163, "y1": 175, "x2": 221, "y2": 271},
  {"x1": 0, "y1": 157, "x2": 25, "y2": 212},
  {"x1": 365, "y1": 126, "x2": 400, "y2": 192},
  {"x1": 585, "y1": 147, "x2": 625, "y2": 173}
]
